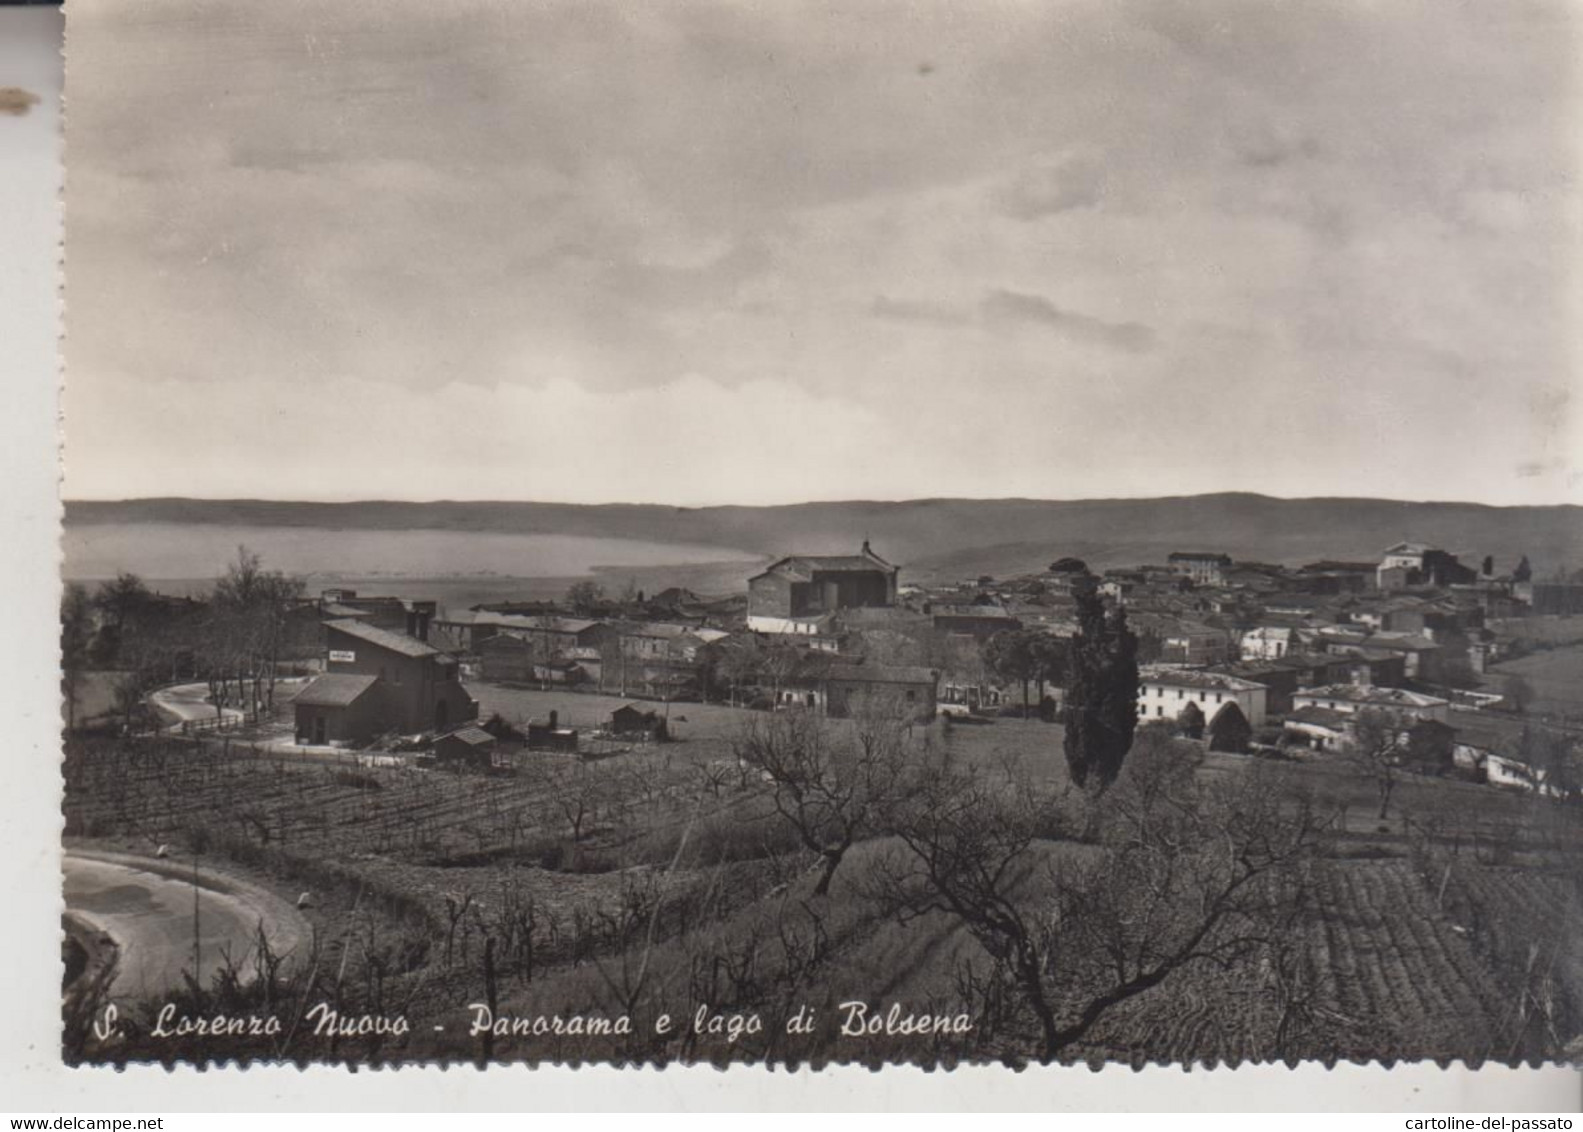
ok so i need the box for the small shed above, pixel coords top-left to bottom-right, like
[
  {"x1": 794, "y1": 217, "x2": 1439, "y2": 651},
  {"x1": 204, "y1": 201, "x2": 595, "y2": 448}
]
[
  {"x1": 526, "y1": 709, "x2": 579, "y2": 753},
  {"x1": 294, "y1": 673, "x2": 383, "y2": 746},
  {"x1": 432, "y1": 726, "x2": 499, "y2": 771},
  {"x1": 610, "y1": 703, "x2": 667, "y2": 740}
]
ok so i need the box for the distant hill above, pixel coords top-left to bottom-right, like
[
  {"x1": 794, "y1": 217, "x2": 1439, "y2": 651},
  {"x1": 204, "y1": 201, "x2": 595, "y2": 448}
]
[{"x1": 64, "y1": 494, "x2": 1583, "y2": 581}]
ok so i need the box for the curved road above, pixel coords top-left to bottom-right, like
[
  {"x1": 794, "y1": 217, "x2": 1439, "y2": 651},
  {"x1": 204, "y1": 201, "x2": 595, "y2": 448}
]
[
  {"x1": 149, "y1": 682, "x2": 243, "y2": 731},
  {"x1": 63, "y1": 850, "x2": 311, "y2": 1003}
]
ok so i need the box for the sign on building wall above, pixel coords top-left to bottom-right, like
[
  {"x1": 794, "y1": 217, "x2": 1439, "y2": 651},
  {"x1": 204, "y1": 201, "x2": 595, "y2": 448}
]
[{"x1": 329, "y1": 649, "x2": 356, "y2": 663}]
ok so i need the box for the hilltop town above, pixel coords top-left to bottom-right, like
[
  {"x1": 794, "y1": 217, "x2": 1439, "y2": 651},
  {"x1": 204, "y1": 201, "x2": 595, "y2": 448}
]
[
  {"x1": 59, "y1": 531, "x2": 1583, "y2": 1066},
  {"x1": 65, "y1": 536, "x2": 1583, "y2": 787}
]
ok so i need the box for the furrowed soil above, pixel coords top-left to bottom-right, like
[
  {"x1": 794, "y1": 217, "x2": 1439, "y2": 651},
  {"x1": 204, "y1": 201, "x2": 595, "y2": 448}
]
[{"x1": 61, "y1": 691, "x2": 1583, "y2": 1065}]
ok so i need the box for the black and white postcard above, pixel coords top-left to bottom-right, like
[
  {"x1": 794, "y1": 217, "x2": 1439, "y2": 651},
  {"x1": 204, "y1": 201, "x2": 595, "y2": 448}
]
[{"x1": 54, "y1": 0, "x2": 1583, "y2": 1077}]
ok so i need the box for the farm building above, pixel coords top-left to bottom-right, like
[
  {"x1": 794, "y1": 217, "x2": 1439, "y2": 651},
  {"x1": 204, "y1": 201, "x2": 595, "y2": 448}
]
[
  {"x1": 821, "y1": 663, "x2": 938, "y2": 721},
  {"x1": 432, "y1": 726, "x2": 501, "y2": 771},
  {"x1": 292, "y1": 673, "x2": 383, "y2": 745},
  {"x1": 1207, "y1": 653, "x2": 1397, "y2": 715},
  {"x1": 609, "y1": 703, "x2": 667, "y2": 739},
  {"x1": 594, "y1": 625, "x2": 709, "y2": 700},
  {"x1": 526, "y1": 710, "x2": 579, "y2": 752},
  {"x1": 1136, "y1": 666, "x2": 1269, "y2": 728},
  {"x1": 1448, "y1": 715, "x2": 1554, "y2": 792},
  {"x1": 1290, "y1": 684, "x2": 1449, "y2": 725},
  {"x1": 1282, "y1": 706, "x2": 1351, "y2": 751},
  {"x1": 747, "y1": 541, "x2": 899, "y2": 635},
  {"x1": 294, "y1": 618, "x2": 478, "y2": 744},
  {"x1": 474, "y1": 617, "x2": 611, "y2": 678},
  {"x1": 478, "y1": 633, "x2": 591, "y2": 687}
]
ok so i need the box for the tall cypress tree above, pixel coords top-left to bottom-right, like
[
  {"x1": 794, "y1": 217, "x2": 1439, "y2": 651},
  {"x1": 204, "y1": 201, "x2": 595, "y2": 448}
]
[{"x1": 1062, "y1": 578, "x2": 1140, "y2": 788}]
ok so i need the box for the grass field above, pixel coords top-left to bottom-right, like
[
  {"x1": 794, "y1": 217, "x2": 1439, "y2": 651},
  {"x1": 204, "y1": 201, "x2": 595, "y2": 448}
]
[{"x1": 1487, "y1": 644, "x2": 1583, "y2": 718}]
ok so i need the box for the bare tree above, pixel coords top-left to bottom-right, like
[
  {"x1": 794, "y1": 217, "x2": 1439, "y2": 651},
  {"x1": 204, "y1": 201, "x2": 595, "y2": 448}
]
[
  {"x1": 715, "y1": 634, "x2": 761, "y2": 707},
  {"x1": 735, "y1": 693, "x2": 911, "y2": 896},
  {"x1": 759, "y1": 638, "x2": 805, "y2": 706},
  {"x1": 874, "y1": 728, "x2": 1325, "y2": 1061},
  {"x1": 565, "y1": 580, "x2": 605, "y2": 616},
  {"x1": 211, "y1": 546, "x2": 305, "y2": 718},
  {"x1": 557, "y1": 761, "x2": 607, "y2": 843},
  {"x1": 1346, "y1": 709, "x2": 1405, "y2": 821}
]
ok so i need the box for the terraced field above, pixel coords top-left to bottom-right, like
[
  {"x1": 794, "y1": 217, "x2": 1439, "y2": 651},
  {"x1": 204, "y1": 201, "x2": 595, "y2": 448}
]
[{"x1": 62, "y1": 695, "x2": 1583, "y2": 1066}]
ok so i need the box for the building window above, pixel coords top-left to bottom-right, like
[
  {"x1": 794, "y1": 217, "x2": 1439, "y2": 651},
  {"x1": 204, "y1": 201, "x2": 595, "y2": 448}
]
[{"x1": 1156, "y1": 706, "x2": 1164, "y2": 717}]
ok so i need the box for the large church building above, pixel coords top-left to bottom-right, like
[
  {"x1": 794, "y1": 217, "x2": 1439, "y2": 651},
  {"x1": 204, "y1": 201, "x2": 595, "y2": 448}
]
[{"x1": 746, "y1": 541, "x2": 899, "y2": 635}]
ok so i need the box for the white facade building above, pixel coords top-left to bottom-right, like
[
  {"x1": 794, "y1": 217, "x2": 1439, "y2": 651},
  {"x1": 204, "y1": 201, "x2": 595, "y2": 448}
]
[
  {"x1": 1136, "y1": 666, "x2": 1268, "y2": 728},
  {"x1": 1240, "y1": 625, "x2": 1293, "y2": 661},
  {"x1": 1290, "y1": 684, "x2": 1449, "y2": 724}
]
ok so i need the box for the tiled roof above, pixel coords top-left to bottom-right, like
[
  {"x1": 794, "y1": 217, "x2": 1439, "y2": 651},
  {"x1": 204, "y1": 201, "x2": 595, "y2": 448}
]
[
  {"x1": 1295, "y1": 684, "x2": 1448, "y2": 708},
  {"x1": 752, "y1": 550, "x2": 897, "y2": 581},
  {"x1": 325, "y1": 618, "x2": 445, "y2": 659},
  {"x1": 293, "y1": 672, "x2": 381, "y2": 707},
  {"x1": 1139, "y1": 666, "x2": 1267, "y2": 693},
  {"x1": 441, "y1": 726, "x2": 495, "y2": 747},
  {"x1": 795, "y1": 555, "x2": 890, "y2": 571},
  {"x1": 1318, "y1": 629, "x2": 1439, "y2": 652}
]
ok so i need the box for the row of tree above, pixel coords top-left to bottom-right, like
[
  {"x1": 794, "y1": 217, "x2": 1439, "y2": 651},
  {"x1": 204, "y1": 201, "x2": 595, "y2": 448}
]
[
  {"x1": 735, "y1": 692, "x2": 1323, "y2": 1061},
  {"x1": 61, "y1": 547, "x2": 312, "y2": 732}
]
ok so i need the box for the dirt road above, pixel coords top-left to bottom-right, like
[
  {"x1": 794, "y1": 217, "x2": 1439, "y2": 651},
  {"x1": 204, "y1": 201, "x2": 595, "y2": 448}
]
[
  {"x1": 62, "y1": 849, "x2": 311, "y2": 1003},
  {"x1": 148, "y1": 682, "x2": 241, "y2": 729}
]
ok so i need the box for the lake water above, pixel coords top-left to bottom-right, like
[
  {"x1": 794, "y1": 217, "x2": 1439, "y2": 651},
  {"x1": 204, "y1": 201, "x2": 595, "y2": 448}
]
[{"x1": 62, "y1": 522, "x2": 761, "y2": 584}]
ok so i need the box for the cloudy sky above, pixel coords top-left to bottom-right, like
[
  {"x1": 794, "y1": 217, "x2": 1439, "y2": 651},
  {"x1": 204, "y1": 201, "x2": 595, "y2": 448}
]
[{"x1": 65, "y1": 0, "x2": 1581, "y2": 506}]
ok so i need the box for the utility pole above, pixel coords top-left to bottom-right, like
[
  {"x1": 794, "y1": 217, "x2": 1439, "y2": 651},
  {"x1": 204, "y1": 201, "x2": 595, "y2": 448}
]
[{"x1": 191, "y1": 849, "x2": 201, "y2": 983}]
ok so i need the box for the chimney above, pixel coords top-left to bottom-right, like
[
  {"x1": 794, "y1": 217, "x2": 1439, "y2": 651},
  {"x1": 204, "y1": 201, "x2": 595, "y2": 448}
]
[{"x1": 549, "y1": 710, "x2": 559, "y2": 730}]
